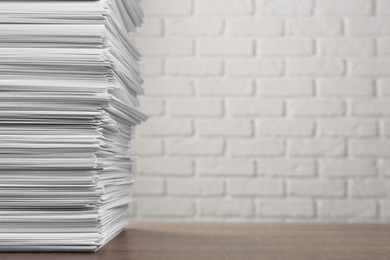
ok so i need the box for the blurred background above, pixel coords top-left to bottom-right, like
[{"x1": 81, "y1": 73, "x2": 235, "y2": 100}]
[{"x1": 132, "y1": 0, "x2": 390, "y2": 222}]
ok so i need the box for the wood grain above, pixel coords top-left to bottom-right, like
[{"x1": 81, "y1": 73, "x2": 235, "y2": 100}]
[{"x1": 1, "y1": 222, "x2": 390, "y2": 260}]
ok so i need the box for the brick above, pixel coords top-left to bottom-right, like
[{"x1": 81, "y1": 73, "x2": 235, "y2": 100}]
[
  {"x1": 167, "y1": 138, "x2": 224, "y2": 156},
  {"x1": 316, "y1": 0, "x2": 373, "y2": 15},
  {"x1": 318, "y1": 119, "x2": 377, "y2": 137},
  {"x1": 198, "y1": 38, "x2": 253, "y2": 56},
  {"x1": 167, "y1": 59, "x2": 222, "y2": 76},
  {"x1": 257, "y1": 199, "x2": 314, "y2": 217},
  {"x1": 318, "y1": 38, "x2": 374, "y2": 55},
  {"x1": 349, "y1": 179, "x2": 388, "y2": 197},
  {"x1": 347, "y1": 18, "x2": 390, "y2": 35},
  {"x1": 256, "y1": 119, "x2": 314, "y2": 137},
  {"x1": 382, "y1": 200, "x2": 390, "y2": 218},
  {"x1": 227, "y1": 18, "x2": 283, "y2": 36},
  {"x1": 140, "y1": 118, "x2": 192, "y2": 136},
  {"x1": 167, "y1": 178, "x2": 224, "y2": 196},
  {"x1": 229, "y1": 178, "x2": 284, "y2": 196},
  {"x1": 165, "y1": 18, "x2": 223, "y2": 35},
  {"x1": 228, "y1": 98, "x2": 284, "y2": 116},
  {"x1": 317, "y1": 79, "x2": 374, "y2": 97},
  {"x1": 319, "y1": 159, "x2": 377, "y2": 177},
  {"x1": 289, "y1": 139, "x2": 346, "y2": 156},
  {"x1": 350, "y1": 140, "x2": 390, "y2": 157},
  {"x1": 168, "y1": 99, "x2": 222, "y2": 117},
  {"x1": 197, "y1": 79, "x2": 253, "y2": 96},
  {"x1": 288, "y1": 99, "x2": 345, "y2": 117},
  {"x1": 197, "y1": 158, "x2": 255, "y2": 176},
  {"x1": 286, "y1": 58, "x2": 344, "y2": 75},
  {"x1": 138, "y1": 18, "x2": 162, "y2": 36},
  {"x1": 134, "y1": 138, "x2": 163, "y2": 156},
  {"x1": 137, "y1": 198, "x2": 194, "y2": 217},
  {"x1": 350, "y1": 59, "x2": 390, "y2": 76},
  {"x1": 257, "y1": 38, "x2": 313, "y2": 56},
  {"x1": 138, "y1": 158, "x2": 193, "y2": 176},
  {"x1": 143, "y1": 78, "x2": 194, "y2": 96},
  {"x1": 318, "y1": 200, "x2": 377, "y2": 219},
  {"x1": 383, "y1": 120, "x2": 390, "y2": 136},
  {"x1": 197, "y1": 119, "x2": 252, "y2": 137},
  {"x1": 352, "y1": 99, "x2": 390, "y2": 116},
  {"x1": 227, "y1": 59, "x2": 283, "y2": 76},
  {"x1": 137, "y1": 38, "x2": 193, "y2": 56},
  {"x1": 376, "y1": 0, "x2": 390, "y2": 14},
  {"x1": 257, "y1": 79, "x2": 313, "y2": 97},
  {"x1": 141, "y1": 58, "x2": 163, "y2": 76},
  {"x1": 127, "y1": 203, "x2": 135, "y2": 217},
  {"x1": 134, "y1": 177, "x2": 164, "y2": 196},
  {"x1": 258, "y1": 159, "x2": 316, "y2": 177},
  {"x1": 377, "y1": 0, "x2": 390, "y2": 13},
  {"x1": 228, "y1": 139, "x2": 285, "y2": 157},
  {"x1": 289, "y1": 179, "x2": 345, "y2": 197},
  {"x1": 131, "y1": 0, "x2": 390, "y2": 222},
  {"x1": 378, "y1": 38, "x2": 390, "y2": 54},
  {"x1": 195, "y1": 0, "x2": 253, "y2": 15},
  {"x1": 143, "y1": 0, "x2": 192, "y2": 15},
  {"x1": 286, "y1": 18, "x2": 342, "y2": 35},
  {"x1": 138, "y1": 97, "x2": 164, "y2": 116},
  {"x1": 199, "y1": 198, "x2": 253, "y2": 217},
  {"x1": 378, "y1": 79, "x2": 390, "y2": 96},
  {"x1": 256, "y1": 0, "x2": 313, "y2": 15}
]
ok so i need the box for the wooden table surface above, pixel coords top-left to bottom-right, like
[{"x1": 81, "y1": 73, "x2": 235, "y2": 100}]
[{"x1": 1, "y1": 222, "x2": 390, "y2": 260}]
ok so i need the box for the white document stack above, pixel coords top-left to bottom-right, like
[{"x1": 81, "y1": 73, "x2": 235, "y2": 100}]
[{"x1": 0, "y1": 0, "x2": 146, "y2": 252}]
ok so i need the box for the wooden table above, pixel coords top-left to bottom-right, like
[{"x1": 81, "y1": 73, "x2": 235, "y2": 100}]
[{"x1": 1, "y1": 222, "x2": 390, "y2": 260}]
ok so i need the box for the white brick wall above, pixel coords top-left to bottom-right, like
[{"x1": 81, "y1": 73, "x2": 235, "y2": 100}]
[{"x1": 134, "y1": 0, "x2": 390, "y2": 221}]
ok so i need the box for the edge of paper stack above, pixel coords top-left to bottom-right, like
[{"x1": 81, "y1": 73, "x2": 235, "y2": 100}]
[{"x1": 0, "y1": 0, "x2": 147, "y2": 252}]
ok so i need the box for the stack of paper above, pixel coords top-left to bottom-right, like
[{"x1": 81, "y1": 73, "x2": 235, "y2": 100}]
[{"x1": 0, "y1": 0, "x2": 146, "y2": 252}]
